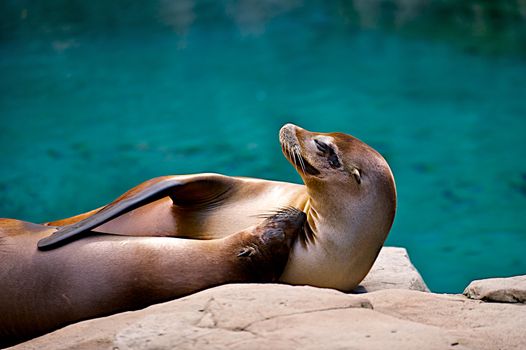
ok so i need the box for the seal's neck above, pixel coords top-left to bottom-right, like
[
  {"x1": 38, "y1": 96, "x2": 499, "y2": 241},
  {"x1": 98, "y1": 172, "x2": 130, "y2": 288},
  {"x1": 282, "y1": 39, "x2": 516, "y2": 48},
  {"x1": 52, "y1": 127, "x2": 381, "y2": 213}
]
[
  {"x1": 294, "y1": 186, "x2": 387, "y2": 289},
  {"x1": 304, "y1": 185, "x2": 386, "y2": 250}
]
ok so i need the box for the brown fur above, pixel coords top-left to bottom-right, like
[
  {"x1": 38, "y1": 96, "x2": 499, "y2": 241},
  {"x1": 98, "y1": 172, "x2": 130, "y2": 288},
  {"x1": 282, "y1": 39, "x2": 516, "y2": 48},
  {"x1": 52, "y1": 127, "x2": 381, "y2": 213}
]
[
  {"x1": 37, "y1": 124, "x2": 396, "y2": 291},
  {"x1": 0, "y1": 209, "x2": 304, "y2": 347}
]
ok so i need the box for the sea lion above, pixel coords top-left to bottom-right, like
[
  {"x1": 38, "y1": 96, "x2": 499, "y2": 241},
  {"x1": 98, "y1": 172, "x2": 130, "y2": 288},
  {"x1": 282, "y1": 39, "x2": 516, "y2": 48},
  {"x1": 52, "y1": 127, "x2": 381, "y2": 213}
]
[
  {"x1": 0, "y1": 208, "x2": 304, "y2": 347},
  {"x1": 38, "y1": 123, "x2": 397, "y2": 291}
]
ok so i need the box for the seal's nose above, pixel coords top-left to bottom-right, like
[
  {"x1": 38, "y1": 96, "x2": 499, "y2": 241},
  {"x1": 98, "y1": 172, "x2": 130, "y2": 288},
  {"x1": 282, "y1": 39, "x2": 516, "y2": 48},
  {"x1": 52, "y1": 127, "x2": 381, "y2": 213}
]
[
  {"x1": 279, "y1": 123, "x2": 296, "y2": 137},
  {"x1": 279, "y1": 123, "x2": 296, "y2": 145},
  {"x1": 280, "y1": 123, "x2": 306, "y2": 133},
  {"x1": 280, "y1": 123, "x2": 311, "y2": 140},
  {"x1": 281, "y1": 123, "x2": 297, "y2": 130}
]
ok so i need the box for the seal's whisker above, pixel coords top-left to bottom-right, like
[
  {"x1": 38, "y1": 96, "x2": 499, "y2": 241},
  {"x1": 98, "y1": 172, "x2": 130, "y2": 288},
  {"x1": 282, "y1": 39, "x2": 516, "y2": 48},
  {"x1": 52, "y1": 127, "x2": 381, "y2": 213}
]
[
  {"x1": 290, "y1": 145, "x2": 299, "y2": 171},
  {"x1": 293, "y1": 146, "x2": 301, "y2": 171},
  {"x1": 290, "y1": 145, "x2": 299, "y2": 170},
  {"x1": 294, "y1": 146, "x2": 306, "y2": 174},
  {"x1": 282, "y1": 142, "x2": 289, "y2": 160},
  {"x1": 299, "y1": 153, "x2": 306, "y2": 174}
]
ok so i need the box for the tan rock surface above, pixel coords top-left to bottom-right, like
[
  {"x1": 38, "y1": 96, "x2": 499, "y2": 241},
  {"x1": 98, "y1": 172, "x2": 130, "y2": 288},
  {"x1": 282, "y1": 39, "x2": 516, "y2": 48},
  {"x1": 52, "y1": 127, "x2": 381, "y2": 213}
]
[
  {"x1": 7, "y1": 249, "x2": 524, "y2": 350},
  {"x1": 357, "y1": 246, "x2": 429, "y2": 292},
  {"x1": 367, "y1": 289, "x2": 526, "y2": 350},
  {"x1": 464, "y1": 275, "x2": 526, "y2": 303},
  {"x1": 10, "y1": 283, "x2": 526, "y2": 350}
]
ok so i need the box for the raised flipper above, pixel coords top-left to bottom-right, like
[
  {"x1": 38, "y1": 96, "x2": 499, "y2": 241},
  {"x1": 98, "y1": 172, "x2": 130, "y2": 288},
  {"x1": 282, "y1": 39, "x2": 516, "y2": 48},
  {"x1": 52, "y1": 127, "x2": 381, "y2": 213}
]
[{"x1": 37, "y1": 173, "x2": 234, "y2": 250}]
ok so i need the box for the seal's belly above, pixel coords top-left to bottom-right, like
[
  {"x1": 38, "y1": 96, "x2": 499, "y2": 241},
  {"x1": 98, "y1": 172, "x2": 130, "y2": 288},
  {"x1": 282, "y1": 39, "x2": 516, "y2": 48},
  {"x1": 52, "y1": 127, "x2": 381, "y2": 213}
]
[
  {"x1": 93, "y1": 198, "x2": 177, "y2": 236},
  {"x1": 194, "y1": 181, "x2": 308, "y2": 239},
  {"x1": 94, "y1": 180, "x2": 307, "y2": 239}
]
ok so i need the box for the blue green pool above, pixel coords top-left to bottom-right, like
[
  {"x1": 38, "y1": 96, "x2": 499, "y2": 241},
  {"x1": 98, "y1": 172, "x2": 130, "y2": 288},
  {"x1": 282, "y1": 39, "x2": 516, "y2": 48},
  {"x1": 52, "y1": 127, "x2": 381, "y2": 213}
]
[{"x1": 1, "y1": 1, "x2": 525, "y2": 292}]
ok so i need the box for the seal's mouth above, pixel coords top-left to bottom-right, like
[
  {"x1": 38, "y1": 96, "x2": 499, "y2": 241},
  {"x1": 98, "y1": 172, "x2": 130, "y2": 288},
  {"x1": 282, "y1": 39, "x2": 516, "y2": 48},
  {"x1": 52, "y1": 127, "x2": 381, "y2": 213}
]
[
  {"x1": 279, "y1": 124, "x2": 321, "y2": 176},
  {"x1": 288, "y1": 149, "x2": 321, "y2": 176}
]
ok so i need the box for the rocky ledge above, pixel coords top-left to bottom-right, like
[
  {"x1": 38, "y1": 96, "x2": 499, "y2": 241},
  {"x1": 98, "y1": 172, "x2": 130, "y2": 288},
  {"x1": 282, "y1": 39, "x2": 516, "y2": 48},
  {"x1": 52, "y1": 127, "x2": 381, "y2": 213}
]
[
  {"x1": 464, "y1": 275, "x2": 526, "y2": 303},
  {"x1": 9, "y1": 247, "x2": 525, "y2": 350}
]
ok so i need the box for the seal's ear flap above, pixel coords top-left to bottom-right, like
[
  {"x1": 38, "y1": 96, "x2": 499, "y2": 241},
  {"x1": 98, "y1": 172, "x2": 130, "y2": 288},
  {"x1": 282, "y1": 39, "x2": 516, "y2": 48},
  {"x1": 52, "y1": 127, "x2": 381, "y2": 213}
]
[
  {"x1": 351, "y1": 168, "x2": 361, "y2": 184},
  {"x1": 37, "y1": 174, "x2": 234, "y2": 250}
]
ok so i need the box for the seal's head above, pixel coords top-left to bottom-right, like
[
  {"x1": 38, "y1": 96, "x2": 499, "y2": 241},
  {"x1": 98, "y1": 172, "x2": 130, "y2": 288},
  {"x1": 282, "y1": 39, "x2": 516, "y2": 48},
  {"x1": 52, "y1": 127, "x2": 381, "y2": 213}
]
[
  {"x1": 279, "y1": 122, "x2": 395, "y2": 206},
  {"x1": 279, "y1": 123, "x2": 393, "y2": 193},
  {"x1": 279, "y1": 123, "x2": 396, "y2": 289}
]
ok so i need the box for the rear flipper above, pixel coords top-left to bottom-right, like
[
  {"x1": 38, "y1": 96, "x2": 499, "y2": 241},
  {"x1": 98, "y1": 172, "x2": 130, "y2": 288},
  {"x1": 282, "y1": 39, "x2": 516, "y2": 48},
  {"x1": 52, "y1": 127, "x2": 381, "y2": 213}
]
[{"x1": 37, "y1": 174, "x2": 234, "y2": 250}]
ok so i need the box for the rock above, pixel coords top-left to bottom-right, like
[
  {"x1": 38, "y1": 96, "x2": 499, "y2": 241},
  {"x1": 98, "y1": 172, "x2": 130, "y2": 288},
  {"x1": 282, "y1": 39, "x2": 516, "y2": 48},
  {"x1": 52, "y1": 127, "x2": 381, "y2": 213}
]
[
  {"x1": 356, "y1": 246, "x2": 429, "y2": 293},
  {"x1": 366, "y1": 288, "x2": 526, "y2": 350},
  {"x1": 464, "y1": 275, "x2": 526, "y2": 303},
  {"x1": 9, "y1": 248, "x2": 525, "y2": 349},
  {"x1": 10, "y1": 284, "x2": 526, "y2": 350}
]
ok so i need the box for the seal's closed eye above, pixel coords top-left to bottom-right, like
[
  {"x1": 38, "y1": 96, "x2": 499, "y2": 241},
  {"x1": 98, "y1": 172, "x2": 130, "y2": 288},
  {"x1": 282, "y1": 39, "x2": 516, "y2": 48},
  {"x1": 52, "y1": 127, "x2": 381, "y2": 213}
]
[
  {"x1": 314, "y1": 139, "x2": 331, "y2": 153},
  {"x1": 314, "y1": 139, "x2": 341, "y2": 168},
  {"x1": 328, "y1": 153, "x2": 341, "y2": 168}
]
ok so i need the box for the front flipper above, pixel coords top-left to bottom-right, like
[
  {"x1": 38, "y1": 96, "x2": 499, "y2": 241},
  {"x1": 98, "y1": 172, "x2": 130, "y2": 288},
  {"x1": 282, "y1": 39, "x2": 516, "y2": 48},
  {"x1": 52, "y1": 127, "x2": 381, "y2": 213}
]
[{"x1": 37, "y1": 173, "x2": 234, "y2": 250}]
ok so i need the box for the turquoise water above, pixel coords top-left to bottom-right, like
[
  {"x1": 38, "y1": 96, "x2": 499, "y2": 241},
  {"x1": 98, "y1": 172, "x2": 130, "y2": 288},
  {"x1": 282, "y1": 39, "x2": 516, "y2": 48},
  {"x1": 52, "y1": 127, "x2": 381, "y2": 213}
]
[{"x1": 1, "y1": 1, "x2": 526, "y2": 292}]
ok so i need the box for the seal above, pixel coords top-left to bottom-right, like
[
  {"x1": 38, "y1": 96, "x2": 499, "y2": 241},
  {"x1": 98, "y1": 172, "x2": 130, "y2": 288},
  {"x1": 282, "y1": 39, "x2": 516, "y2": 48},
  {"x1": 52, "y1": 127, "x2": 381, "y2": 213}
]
[
  {"x1": 0, "y1": 208, "x2": 304, "y2": 347},
  {"x1": 38, "y1": 124, "x2": 397, "y2": 291}
]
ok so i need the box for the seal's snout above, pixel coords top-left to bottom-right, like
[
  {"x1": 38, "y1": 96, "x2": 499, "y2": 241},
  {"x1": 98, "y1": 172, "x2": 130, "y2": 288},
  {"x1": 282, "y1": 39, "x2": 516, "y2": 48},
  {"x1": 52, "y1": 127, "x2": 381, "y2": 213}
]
[
  {"x1": 279, "y1": 123, "x2": 298, "y2": 146},
  {"x1": 281, "y1": 123, "x2": 297, "y2": 130},
  {"x1": 279, "y1": 123, "x2": 308, "y2": 142}
]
